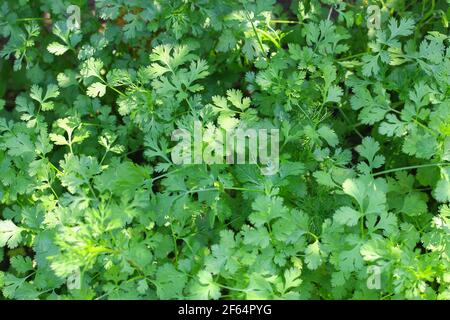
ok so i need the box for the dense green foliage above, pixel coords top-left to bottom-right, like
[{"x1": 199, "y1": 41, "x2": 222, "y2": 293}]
[{"x1": 0, "y1": 0, "x2": 449, "y2": 300}]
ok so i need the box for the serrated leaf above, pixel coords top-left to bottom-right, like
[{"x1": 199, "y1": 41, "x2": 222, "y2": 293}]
[
  {"x1": 86, "y1": 82, "x2": 106, "y2": 98},
  {"x1": 10, "y1": 256, "x2": 33, "y2": 274},
  {"x1": 47, "y1": 42, "x2": 69, "y2": 56},
  {"x1": 334, "y1": 206, "x2": 361, "y2": 226},
  {"x1": 0, "y1": 220, "x2": 23, "y2": 249},
  {"x1": 305, "y1": 241, "x2": 323, "y2": 270},
  {"x1": 434, "y1": 179, "x2": 450, "y2": 203}
]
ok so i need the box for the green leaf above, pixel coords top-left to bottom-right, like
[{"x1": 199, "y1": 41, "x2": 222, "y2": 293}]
[
  {"x1": 283, "y1": 268, "x2": 302, "y2": 291},
  {"x1": 226, "y1": 89, "x2": 251, "y2": 111},
  {"x1": 2, "y1": 133, "x2": 34, "y2": 157},
  {"x1": 334, "y1": 206, "x2": 361, "y2": 226},
  {"x1": 305, "y1": 241, "x2": 323, "y2": 270},
  {"x1": 362, "y1": 55, "x2": 380, "y2": 77},
  {"x1": 249, "y1": 195, "x2": 286, "y2": 227},
  {"x1": 189, "y1": 270, "x2": 221, "y2": 300},
  {"x1": 350, "y1": 85, "x2": 390, "y2": 125},
  {"x1": 356, "y1": 137, "x2": 385, "y2": 173},
  {"x1": 0, "y1": 220, "x2": 23, "y2": 249},
  {"x1": 10, "y1": 256, "x2": 33, "y2": 274},
  {"x1": 155, "y1": 264, "x2": 187, "y2": 299},
  {"x1": 80, "y1": 58, "x2": 104, "y2": 79},
  {"x1": 242, "y1": 225, "x2": 271, "y2": 249},
  {"x1": 342, "y1": 178, "x2": 366, "y2": 208},
  {"x1": 49, "y1": 134, "x2": 69, "y2": 146},
  {"x1": 401, "y1": 193, "x2": 428, "y2": 216},
  {"x1": 326, "y1": 85, "x2": 343, "y2": 103},
  {"x1": 47, "y1": 42, "x2": 69, "y2": 56},
  {"x1": 136, "y1": 279, "x2": 149, "y2": 294},
  {"x1": 30, "y1": 84, "x2": 59, "y2": 111},
  {"x1": 86, "y1": 82, "x2": 106, "y2": 98},
  {"x1": 318, "y1": 125, "x2": 339, "y2": 147},
  {"x1": 434, "y1": 179, "x2": 450, "y2": 203},
  {"x1": 388, "y1": 18, "x2": 415, "y2": 39}
]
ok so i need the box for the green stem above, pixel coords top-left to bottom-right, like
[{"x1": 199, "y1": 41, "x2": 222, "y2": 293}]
[
  {"x1": 16, "y1": 17, "x2": 51, "y2": 22},
  {"x1": 107, "y1": 84, "x2": 125, "y2": 96},
  {"x1": 243, "y1": 6, "x2": 266, "y2": 56},
  {"x1": 100, "y1": 149, "x2": 109, "y2": 165},
  {"x1": 47, "y1": 159, "x2": 62, "y2": 175},
  {"x1": 256, "y1": 28, "x2": 280, "y2": 48},
  {"x1": 49, "y1": 185, "x2": 59, "y2": 199},
  {"x1": 337, "y1": 107, "x2": 364, "y2": 139},
  {"x1": 87, "y1": 182, "x2": 99, "y2": 202},
  {"x1": 360, "y1": 215, "x2": 365, "y2": 238},
  {"x1": 170, "y1": 223, "x2": 178, "y2": 263},
  {"x1": 389, "y1": 108, "x2": 439, "y2": 136},
  {"x1": 372, "y1": 162, "x2": 449, "y2": 177},
  {"x1": 269, "y1": 19, "x2": 302, "y2": 24},
  {"x1": 224, "y1": 186, "x2": 264, "y2": 193},
  {"x1": 98, "y1": 76, "x2": 125, "y2": 96},
  {"x1": 418, "y1": 0, "x2": 436, "y2": 29},
  {"x1": 337, "y1": 52, "x2": 366, "y2": 61},
  {"x1": 217, "y1": 284, "x2": 254, "y2": 293},
  {"x1": 307, "y1": 232, "x2": 319, "y2": 240}
]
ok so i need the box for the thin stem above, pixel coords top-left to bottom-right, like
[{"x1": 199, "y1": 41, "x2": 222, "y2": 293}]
[
  {"x1": 151, "y1": 167, "x2": 187, "y2": 182},
  {"x1": 327, "y1": 5, "x2": 334, "y2": 20},
  {"x1": 16, "y1": 17, "x2": 51, "y2": 22},
  {"x1": 86, "y1": 181, "x2": 99, "y2": 203},
  {"x1": 67, "y1": 131, "x2": 74, "y2": 155},
  {"x1": 360, "y1": 215, "x2": 365, "y2": 238},
  {"x1": 100, "y1": 150, "x2": 109, "y2": 165},
  {"x1": 337, "y1": 52, "x2": 366, "y2": 61},
  {"x1": 418, "y1": 0, "x2": 436, "y2": 29},
  {"x1": 389, "y1": 108, "x2": 439, "y2": 136},
  {"x1": 97, "y1": 76, "x2": 125, "y2": 96},
  {"x1": 107, "y1": 84, "x2": 126, "y2": 96},
  {"x1": 170, "y1": 223, "x2": 178, "y2": 263},
  {"x1": 49, "y1": 185, "x2": 59, "y2": 199},
  {"x1": 49, "y1": 161, "x2": 62, "y2": 175},
  {"x1": 243, "y1": 5, "x2": 266, "y2": 56},
  {"x1": 337, "y1": 107, "x2": 364, "y2": 139},
  {"x1": 224, "y1": 186, "x2": 264, "y2": 193},
  {"x1": 269, "y1": 19, "x2": 302, "y2": 24},
  {"x1": 372, "y1": 162, "x2": 449, "y2": 177},
  {"x1": 217, "y1": 284, "x2": 255, "y2": 293},
  {"x1": 40, "y1": 155, "x2": 63, "y2": 175},
  {"x1": 307, "y1": 231, "x2": 319, "y2": 240},
  {"x1": 82, "y1": 122, "x2": 103, "y2": 127},
  {"x1": 256, "y1": 28, "x2": 280, "y2": 48}
]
